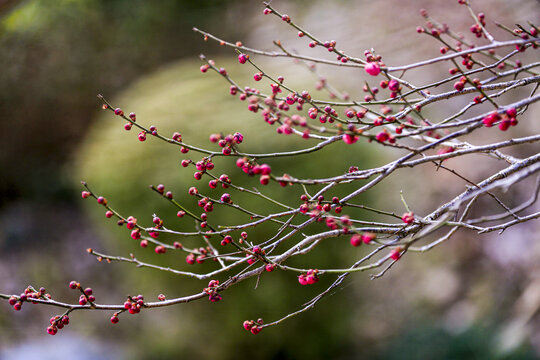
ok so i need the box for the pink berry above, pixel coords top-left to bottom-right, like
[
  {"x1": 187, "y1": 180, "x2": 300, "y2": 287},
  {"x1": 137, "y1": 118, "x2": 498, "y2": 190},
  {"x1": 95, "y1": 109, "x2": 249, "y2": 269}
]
[
  {"x1": 401, "y1": 211, "x2": 415, "y2": 224},
  {"x1": 362, "y1": 233, "x2": 376, "y2": 244},
  {"x1": 238, "y1": 54, "x2": 249, "y2": 64},
  {"x1": 265, "y1": 264, "x2": 275, "y2": 272},
  {"x1": 506, "y1": 108, "x2": 517, "y2": 117},
  {"x1": 390, "y1": 248, "x2": 402, "y2": 261},
  {"x1": 342, "y1": 133, "x2": 358, "y2": 144},
  {"x1": 388, "y1": 79, "x2": 400, "y2": 91},
  {"x1": 375, "y1": 131, "x2": 389, "y2": 142},
  {"x1": 221, "y1": 193, "x2": 231, "y2": 203},
  {"x1": 454, "y1": 81, "x2": 465, "y2": 91},
  {"x1": 350, "y1": 234, "x2": 362, "y2": 247},
  {"x1": 365, "y1": 62, "x2": 381, "y2": 76}
]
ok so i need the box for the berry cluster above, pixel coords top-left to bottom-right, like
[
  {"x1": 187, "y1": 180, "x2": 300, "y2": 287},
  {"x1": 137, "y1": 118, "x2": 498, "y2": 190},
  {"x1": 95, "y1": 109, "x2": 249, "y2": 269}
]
[
  {"x1": 185, "y1": 246, "x2": 216, "y2": 265},
  {"x1": 123, "y1": 294, "x2": 145, "y2": 315},
  {"x1": 235, "y1": 158, "x2": 272, "y2": 185},
  {"x1": 8, "y1": 286, "x2": 51, "y2": 311},
  {"x1": 69, "y1": 281, "x2": 96, "y2": 305},
  {"x1": 209, "y1": 131, "x2": 244, "y2": 155},
  {"x1": 349, "y1": 232, "x2": 376, "y2": 247},
  {"x1": 204, "y1": 280, "x2": 222, "y2": 302},
  {"x1": 482, "y1": 108, "x2": 518, "y2": 131},
  {"x1": 47, "y1": 314, "x2": 70, "y2": 335},
  {"x1": 243, "y1": 318, "x2": 264, "y2": 335},
  {"x1": 298, "y1": 269, "x2": 319, "y2": 285}
]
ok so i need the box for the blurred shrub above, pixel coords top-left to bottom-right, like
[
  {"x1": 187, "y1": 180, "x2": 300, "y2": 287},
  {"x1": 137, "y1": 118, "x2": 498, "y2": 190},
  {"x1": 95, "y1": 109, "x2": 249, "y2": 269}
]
[
  {"x1": 74, "y1": 57, "x2": 381, "y2": 359},
  {"x1": 0, "y1": 0, "x2": 248, "y2": 206}
]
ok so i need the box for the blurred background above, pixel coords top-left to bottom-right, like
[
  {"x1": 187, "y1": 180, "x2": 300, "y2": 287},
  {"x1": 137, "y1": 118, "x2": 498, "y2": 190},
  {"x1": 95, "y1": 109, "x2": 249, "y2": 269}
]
[{"x1": 0, "y1": 0, "x2": 539, "y2": 359}]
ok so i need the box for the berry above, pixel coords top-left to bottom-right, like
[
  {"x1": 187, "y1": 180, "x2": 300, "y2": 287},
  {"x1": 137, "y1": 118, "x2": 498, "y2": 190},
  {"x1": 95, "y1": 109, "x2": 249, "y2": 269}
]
[
  {"x1": 362, "y1": 232, "x2": 376, "y2": 244},
  {"x1": 265, "y1": 264, "x2": 275, "y2": 272},
  {"x1": 260, "y1": 175, "x2": 270, "y2": 185},
  {"x1": 376, "y1": 131, "x2": 389, "y2": 142},
  {"x1": 506, "y1": 108, "x2": 517, "y2": 118},
  {"x1": 350, "y1": 234, "x2": 362, "y2": 247},
  {"x1": 365, "y1": 62, "x2": 381, "y2": 76},
  {"x1": 453, "y1": 81, "x2": 465, "y2": 91},
  {"x1": 238, "y1": 54, "x2": 249, "y2": 64},
  {"x1": 401, "y1": 211, "x2": 415, "y2": 224},
  {"x1": 343, "y1": 133, "x2": 358, "y2": 144},
  {"x1": 388, "y1": 79, "x2": 400, "y2": 91},
  {"x1": 390, "y1": 248, "x2": 402, "y2": 261}
]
